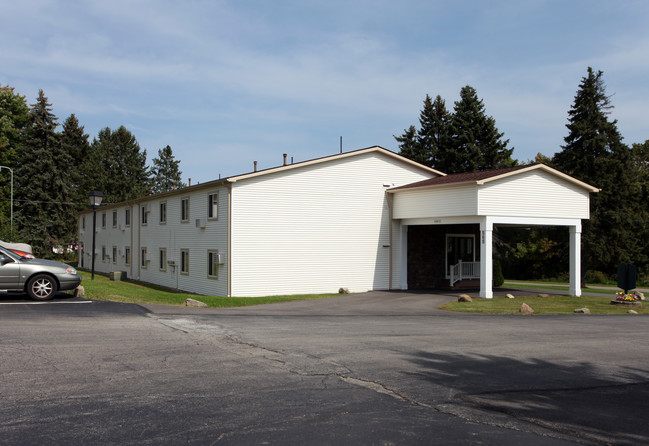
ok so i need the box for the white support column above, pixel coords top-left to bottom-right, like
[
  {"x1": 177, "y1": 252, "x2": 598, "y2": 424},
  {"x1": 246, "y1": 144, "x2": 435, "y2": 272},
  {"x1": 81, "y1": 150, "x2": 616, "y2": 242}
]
[
  {"x1": 569, "y1": 224, "x2": 582, "y2": 297},
  {"x1": 400, "y1": 224, "x2": 408, "y2": 290},
  {"x1": 480, "y1": 219, "x2": 493, "y2": 299}
]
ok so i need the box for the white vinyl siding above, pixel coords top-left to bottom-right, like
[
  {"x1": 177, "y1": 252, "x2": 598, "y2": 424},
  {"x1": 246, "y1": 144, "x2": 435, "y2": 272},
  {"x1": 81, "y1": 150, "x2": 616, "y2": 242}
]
[
  {"x1": 477, "y1": 170, "x2": 590, "y2": 218},
  {"x1": 392, "y1": 184, "x2": 477, "y2": 219},
  {"x1": 230, "y1": 151, "x2": 433, "y2": 296}
]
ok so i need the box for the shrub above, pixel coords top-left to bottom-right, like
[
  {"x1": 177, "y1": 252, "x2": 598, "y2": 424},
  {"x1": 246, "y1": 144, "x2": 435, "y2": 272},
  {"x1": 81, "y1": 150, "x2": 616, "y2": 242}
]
[
  {"x1": 493, "y1": 260, "x2": 505, "y2": 287},
  {"x1": 585, "y1": 270, "x2": 609, "y2": 284}
]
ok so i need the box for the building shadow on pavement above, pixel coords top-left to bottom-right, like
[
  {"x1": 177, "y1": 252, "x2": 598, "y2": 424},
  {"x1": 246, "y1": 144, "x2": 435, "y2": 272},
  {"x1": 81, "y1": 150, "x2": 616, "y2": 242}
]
[{"x1": 405, "y1": 350, "x2": 649, "y2": 445}]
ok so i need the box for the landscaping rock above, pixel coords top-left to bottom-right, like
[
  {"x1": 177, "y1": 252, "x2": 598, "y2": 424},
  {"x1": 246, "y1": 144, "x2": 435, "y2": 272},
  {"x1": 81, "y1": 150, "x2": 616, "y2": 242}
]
[
  {"x1": 506, "y1": 294, "x2": 515, "y2": 299},
  {"x1": 458, "y1": 294, "x2": 473, "y2": 302},
  {"x1": 638, "y1": 292, "x2": 645, "y2": 301},
  {"x1": 185, "y1": 298, "x2": 207, "y2": 308},
  {"x1": 74, "y1": 286, "x2": 85, "y2": 297},
  {"x1": 520, "y1": 303, "x2": 534, "y2": 313},
  {"x1": 628, "y1": 310, "x2": 639, "y2": 315},
  {"x1": 537, "y1": 293, "x2": 550, "y2": 298},
  {"x1": 574, "y1": 308, "x2": 590, "y2": 314},
  {"x1": 338, "y1": 287, "x2": 350, "y2": 294}
]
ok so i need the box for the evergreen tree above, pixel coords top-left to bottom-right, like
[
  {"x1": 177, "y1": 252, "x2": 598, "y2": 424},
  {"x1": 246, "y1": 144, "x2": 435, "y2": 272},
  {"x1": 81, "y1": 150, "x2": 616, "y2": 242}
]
[
  {"x1": 0, "y1": 85, "x2": 29, "y2": 238},
  {"x1": 61, "y1": 114, "x2": 91, "y2": 235},
  {"x1": 151, "y1": 145, "x2": 186, "y2": 193},
  {"x1": 552, "y1": 68, "x2": 647, "y2": 277},
  {"x1": 396, "y1": 87, "x2": 515, "y2": 173},
  {"x1": 14, "y1": 90, "x2": 74, "y2": 256},
  {"x1": 88, "y1": 126, "x2": 150, "y2": 203},
  {"x1": 395, "y1": 95, "x2": 450, "y2": 168},
  {"x1": 441, "y1": 86, "x2": 515, "y2": 173}
]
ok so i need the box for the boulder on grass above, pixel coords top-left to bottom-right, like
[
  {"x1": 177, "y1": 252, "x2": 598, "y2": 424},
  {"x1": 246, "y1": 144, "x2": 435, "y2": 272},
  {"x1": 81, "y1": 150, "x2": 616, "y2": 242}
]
[
  {"x1": 338, "y1": 287, "x2": 350, "y2": 294},
  {"x1": 537, "y1": 293, "x2": 550, "y2": 298},
  {"x1": 628, "y1": 310, "x2": 639, "y2": 315},
  {"x1": 506, "y1": 294, "x2": 515, "y2": 299},
  {"x1": 574, "y1": 308, "x2": 590, "y2": 314},
  {"x1": 520, "y1": 303, "x2": 534, "y2": 314},
  {"x1": 458, "y1": 294, "x2": 473, "y2": 302},
  {"x1": 74, "y1": 286, "x2": 85, "y2": 297},
  {"x1": 185, "y1": 298, "x2": 207, "y2": 308}
]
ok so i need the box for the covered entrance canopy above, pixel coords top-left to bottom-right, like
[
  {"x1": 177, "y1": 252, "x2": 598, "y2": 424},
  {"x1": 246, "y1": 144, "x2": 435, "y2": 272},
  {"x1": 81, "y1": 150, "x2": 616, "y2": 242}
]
[{"x1": 387, "y1": 164, "x2": 600, "y2": 298}]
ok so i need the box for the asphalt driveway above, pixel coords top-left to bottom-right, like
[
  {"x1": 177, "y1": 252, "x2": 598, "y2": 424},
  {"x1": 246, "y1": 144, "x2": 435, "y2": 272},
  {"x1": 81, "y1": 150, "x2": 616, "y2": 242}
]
[{"x1": 1, "y1": 290, "x2": 647, "y2": 445}]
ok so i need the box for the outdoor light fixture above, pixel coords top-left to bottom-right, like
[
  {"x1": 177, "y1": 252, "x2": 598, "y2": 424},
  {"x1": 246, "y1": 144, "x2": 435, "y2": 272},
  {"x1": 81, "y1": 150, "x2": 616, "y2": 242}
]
[{"x1": 89, "y1": 190, "x2": 104, "y2": 280}]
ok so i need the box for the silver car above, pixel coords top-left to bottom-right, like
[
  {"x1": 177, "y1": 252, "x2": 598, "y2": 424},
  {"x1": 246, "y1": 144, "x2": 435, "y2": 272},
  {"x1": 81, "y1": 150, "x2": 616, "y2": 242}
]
[{"x1": 0, "y1": 246, "x2": 82, "y2": 301}]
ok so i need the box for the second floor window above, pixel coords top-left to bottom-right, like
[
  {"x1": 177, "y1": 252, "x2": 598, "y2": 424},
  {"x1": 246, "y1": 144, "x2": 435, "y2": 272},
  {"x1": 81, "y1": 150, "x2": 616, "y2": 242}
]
[
  {"x1": 125, "y1": 208, "x2": 131, "y2": 227},
  {"x1": 160, "y1": 202, "x2": 167, "y2": 224},
  {"x1": 208, "y1": 193, "x2": 218, "y2": 219},
  {"x1": 181, "y1": 198, "x2": 189, "y2": 222}
]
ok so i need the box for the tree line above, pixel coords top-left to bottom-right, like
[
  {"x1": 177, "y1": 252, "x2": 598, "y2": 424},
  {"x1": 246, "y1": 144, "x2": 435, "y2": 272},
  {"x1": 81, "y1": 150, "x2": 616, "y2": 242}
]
[
  {"x1": 0, "y1": 86, "x2": 185, "y2": 257},
  {"x1": 395, "y1": 68, "x2": 649, "y2": 283}
]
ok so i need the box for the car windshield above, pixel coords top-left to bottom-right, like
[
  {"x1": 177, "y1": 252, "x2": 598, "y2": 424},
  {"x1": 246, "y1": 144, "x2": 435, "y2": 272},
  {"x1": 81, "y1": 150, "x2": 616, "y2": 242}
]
[{"x1": 0, "y1": 246, "x2": 21, "y2": 261}]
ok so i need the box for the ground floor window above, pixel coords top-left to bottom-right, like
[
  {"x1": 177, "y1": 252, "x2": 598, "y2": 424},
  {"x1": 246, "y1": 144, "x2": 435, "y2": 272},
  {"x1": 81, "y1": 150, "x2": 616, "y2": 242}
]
[
  {"x1": 208, "y1": 250, "x2": 219, "y2": 279},
  {"x1": 125, "y1": 247, "x2": 131, "y2": 266},
  {"x1": 141, "y1": 247, "x2": 148, "y2": 268},
  {"x1": 112, "y1": 246, "x2": 117, "y2": 264},
  {"x1": 181, "y1": 249, "x2": 189, "y2": 274},
  {"x1": 159, "y1": 248, "x2": 167, "y2": 271}
]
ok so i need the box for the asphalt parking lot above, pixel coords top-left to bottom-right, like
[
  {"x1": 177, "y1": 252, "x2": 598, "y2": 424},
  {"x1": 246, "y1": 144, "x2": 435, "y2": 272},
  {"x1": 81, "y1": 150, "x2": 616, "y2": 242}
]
[{"x1": 1, "y1": 290, "x2": 647, "y2": 445}]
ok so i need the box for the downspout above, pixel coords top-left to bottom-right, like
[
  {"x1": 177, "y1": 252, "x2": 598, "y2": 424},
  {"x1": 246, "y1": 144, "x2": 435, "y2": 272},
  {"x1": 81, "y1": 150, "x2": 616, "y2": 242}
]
[
  {"x1": 137, "y1": 204, "x2": 141, "y2": 280},
  {"x1": 387, "y1": 191, "x2": 393, "y2": 290},
  {"x1": 227, "y1": 182, "x2": 233, "y2": 297}
]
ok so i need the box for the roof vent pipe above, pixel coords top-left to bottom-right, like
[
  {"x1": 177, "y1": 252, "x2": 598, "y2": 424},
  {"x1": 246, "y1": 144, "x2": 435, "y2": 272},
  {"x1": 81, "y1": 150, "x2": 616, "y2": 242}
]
[
  {"x1": 283, "y1": 153, "x2": 287, "y2": 166},
  {"x1": 188, "y1": 178, "x2": 191, "y2": 187},
  {"x1": 254, "y1": 161, "x2": 258, "y2": 172}
]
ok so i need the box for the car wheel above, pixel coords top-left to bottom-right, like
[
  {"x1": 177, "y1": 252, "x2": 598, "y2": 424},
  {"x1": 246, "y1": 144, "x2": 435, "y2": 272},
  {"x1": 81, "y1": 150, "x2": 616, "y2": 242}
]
[{"x1": 27, "y1": 274, "x2": 58, "y2": 301}]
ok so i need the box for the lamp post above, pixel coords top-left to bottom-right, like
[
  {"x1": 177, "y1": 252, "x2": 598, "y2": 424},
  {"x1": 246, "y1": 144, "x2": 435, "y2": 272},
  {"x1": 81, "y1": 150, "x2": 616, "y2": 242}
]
[
  {"x1": 89, "y1": 190, "x2": 104, "y2": 280},
  {"x1": 0, "y1": 166, "x2": 13, "y2": 240}
]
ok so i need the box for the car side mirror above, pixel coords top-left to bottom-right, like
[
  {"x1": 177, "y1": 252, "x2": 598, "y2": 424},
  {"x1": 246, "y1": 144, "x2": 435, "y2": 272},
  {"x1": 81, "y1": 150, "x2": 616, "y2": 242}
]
[{"x1": 0, "y1": 255, "x2": 12, "y2": 266}]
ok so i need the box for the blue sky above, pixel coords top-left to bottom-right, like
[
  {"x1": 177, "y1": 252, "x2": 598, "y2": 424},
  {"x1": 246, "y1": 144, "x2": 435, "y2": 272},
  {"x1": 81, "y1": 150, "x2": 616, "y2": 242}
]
[{"x1": 2, "y1": 1, "x2": 648, "y2": 183}]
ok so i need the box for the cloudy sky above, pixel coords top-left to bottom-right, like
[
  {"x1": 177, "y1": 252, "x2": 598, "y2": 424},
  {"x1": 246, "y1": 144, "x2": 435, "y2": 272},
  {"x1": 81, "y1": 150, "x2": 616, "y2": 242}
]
[{"x1": 2, "y1": 1, "x2": 648, "y2": 183}]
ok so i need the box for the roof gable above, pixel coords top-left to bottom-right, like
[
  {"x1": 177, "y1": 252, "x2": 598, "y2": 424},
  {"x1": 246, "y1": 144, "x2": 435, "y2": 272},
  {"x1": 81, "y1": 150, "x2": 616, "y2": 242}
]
[
  {"x1": 227, "y1": 146, "x2": 444, "y2": 182},
  {"x1": 388, "y1": 164, "x2": 600, "y2": 193}
]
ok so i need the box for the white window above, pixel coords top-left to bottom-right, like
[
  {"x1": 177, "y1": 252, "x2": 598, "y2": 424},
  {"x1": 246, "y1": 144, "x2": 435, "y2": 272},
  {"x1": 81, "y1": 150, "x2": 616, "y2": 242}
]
[
  {"x1": 208, "y1": 250, "x2": 219, "y2": 279},
  {"x1": 101, "y1": 212, "x2": 106, "y2": 228},
  {"x1": 112, "y1": 211, "x2": 118, "y2": 228},
  {"x1": 102, "y1": 246, "x2": 107, "y2": 262},
  {"x1": 141, "y1": 247, "x2": 148, "y2": 268},
  {"x1": 125, "y1": 208, "x2": 131, "y2": 227},
  {"x1": 159, "y1": 248, "x2": 167, "y2": 271},
  {"x1": 208, "y1": 193, "x2": 218, "y2": 220},
  {"x1": 181, "y1": 198, "x2": 190, "y2": 222},
  {"x1": 82, "y1": 216, "x2": 86, "y2": 230},
  {"x1": 125, "y1": 247, "x2": 131, "y2": 266},
  {"x1": 112, "y1": 246, "x2": 117, "y2": 264},
  {"x1": 160, "y1": 202, "x2": 167, "y2": 224},
  {"x1": 180, "y1": 249, "x2": 189, "y2": 274},
  {"x1": 141, "y1": 206, "x2": 148, "y2": 225}
]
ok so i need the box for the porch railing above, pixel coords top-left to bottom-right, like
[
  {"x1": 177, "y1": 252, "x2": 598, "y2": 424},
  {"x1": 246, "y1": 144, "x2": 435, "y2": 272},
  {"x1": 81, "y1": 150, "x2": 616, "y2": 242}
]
[{"x1": 449, "y1": 261, "x2": 480, "y2": 287}]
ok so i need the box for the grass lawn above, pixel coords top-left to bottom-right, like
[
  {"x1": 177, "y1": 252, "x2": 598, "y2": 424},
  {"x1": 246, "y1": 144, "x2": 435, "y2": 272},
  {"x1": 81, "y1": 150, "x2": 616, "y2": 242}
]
[
  {"x1": 77, "y1": 271, "x2": 338, "y2": 307},
  {"x1": 440, "y1": 294, "x2": 646, "y2": 315}
]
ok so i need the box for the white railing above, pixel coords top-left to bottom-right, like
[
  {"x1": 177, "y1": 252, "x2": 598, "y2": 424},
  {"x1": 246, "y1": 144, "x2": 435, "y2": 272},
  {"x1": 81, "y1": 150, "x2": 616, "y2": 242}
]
[{"x1": 449, "y1": 261, "x2": 481, "y2": 287}]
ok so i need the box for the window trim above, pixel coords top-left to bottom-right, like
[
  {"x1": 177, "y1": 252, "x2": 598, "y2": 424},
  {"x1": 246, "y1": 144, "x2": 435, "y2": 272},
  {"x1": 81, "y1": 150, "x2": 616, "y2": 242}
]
[
  {"x1": 180, "y1": 249, "x2": 189, "y2": 275},
  {"x1": 125, "y1": 246, "x2": 131, "y2": 266},
  {"x1": 159, "y1": 248, "x2": 167, "y2": 271},
  {"x1": 112, "y1": 211, "x2": 118, "y2": 228},
  {"x1": 181, "y1": 197, "x2": 190, "y2": 222},
  {"x1": 112, "y1": 246, "x2": 117, "y2": 264},
  {"x1": 141, "y1": 247, "x2": 148, "y2": 269},
  {"x1": 207, "y1": 250, "x2": 219, "y2": 279},
  {"x1": 159, "y1": 201, "x2": 167, "y2": 224},
  {"x1": 101, "y1": 212, "x2": 106, "y2": 229},
  {"x1": 125, "y1": 208, "x2": 131, "y2": 227},
  {"x1": 208, "y1": 192, "x2": 218, "y2": 220}
]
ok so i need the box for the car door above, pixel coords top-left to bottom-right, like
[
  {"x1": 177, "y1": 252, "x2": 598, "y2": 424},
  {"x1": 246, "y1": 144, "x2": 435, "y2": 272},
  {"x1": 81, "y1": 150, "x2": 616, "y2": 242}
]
[{"x1": 0, "y1": 252, "x2": 21, "y2": 290}]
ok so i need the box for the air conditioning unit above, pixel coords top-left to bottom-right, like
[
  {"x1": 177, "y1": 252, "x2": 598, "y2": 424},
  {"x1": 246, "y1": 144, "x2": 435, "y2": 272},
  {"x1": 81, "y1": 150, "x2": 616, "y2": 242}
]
[
  {"x1": 196, "y1": 218, "x2": 206, "y2": 229},
  {"x1": 216, "y1": 254, "x2": 225, "y2": 264}
]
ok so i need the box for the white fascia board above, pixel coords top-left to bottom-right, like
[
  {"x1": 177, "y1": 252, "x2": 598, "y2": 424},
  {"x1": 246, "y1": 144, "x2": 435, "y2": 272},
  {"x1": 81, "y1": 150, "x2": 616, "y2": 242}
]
[{"x1": 476, "y1": 164, "x2": 600, "y2": 193}]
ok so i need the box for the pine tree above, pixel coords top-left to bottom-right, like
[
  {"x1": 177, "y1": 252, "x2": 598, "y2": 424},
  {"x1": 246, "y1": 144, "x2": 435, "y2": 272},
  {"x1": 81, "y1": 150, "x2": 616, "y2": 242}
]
[
  {"x1": 87, "y1": 126, "x2": 150, "y2": 203},
  {"x1": 0, "y1": 85, "x2": 29, "y2": 238},
  {"x1": 61, "y1": 114, "x2": 91, "y2": 236},
  {"x1": 151, "y1": 145, "x2": 185, "y2": 193},
  {"x1": 441, "y1": 86, "x2": 515, "y2": 173},
  {"x1": 14, "y1": 90, "x2": 74, "y2": 256},
  {"x1": 552, "y1": 68, "x2": 647, "y2": 277},
  {"x1": 395, "y1": 95, "x2": 450, "y2": 168}
]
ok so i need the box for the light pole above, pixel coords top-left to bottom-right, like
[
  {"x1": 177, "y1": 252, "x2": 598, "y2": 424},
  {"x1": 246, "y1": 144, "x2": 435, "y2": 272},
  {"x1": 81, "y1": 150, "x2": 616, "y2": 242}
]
[
  {"x1": 89, "y1": 190, "x2": 104, "y2": 280},
  {"x1": 0, "y1": 166, "x2": 13, "y2": 240}
]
